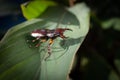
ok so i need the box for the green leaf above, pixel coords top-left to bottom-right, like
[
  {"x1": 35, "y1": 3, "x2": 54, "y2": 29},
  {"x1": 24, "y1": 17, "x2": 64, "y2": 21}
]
[
  {"x1": 101, "y1": 18, "x2": 120, "y2": 31},
  {"x1": 110, "y1": 49, "x2": 120, "y2": 80},
  {"x1": 21, "y1": 0, "x2": 57, "y2": 20},
  {"x1": 0, "y1": 3, "x2": 90, "y2": 80},
  {"x1": 109, "y1": 70, "x2": 120, "y2": 80}
]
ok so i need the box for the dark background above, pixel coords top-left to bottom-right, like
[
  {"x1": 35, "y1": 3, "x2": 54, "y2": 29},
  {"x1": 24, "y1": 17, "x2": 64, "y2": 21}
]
[
  {"x1": 0, "y1": 0, "x2": 26, "y2": 39},
  {"x1": 70, "y1": 0, "x2": 120, "y2": 80}
]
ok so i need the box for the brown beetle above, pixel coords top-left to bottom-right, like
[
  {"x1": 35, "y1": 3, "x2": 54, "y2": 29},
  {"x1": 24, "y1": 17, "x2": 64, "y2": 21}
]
[{"x1": 30, "y1": 28, "x2": 72, "y2": 60}]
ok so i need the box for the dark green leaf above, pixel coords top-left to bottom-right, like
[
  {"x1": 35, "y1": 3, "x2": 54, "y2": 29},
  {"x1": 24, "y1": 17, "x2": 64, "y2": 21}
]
[{"x1": 0, "y1": 3, "x2": 90, "y2": 80}]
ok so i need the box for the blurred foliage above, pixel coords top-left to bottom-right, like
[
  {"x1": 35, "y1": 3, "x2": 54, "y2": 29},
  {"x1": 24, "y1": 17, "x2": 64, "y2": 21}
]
[
  {"x1": 102, "y1": 18, "x2": 120, "y2": 31},
  {"x1": 69, "y1": 0, "x2": 120, "y2": 80}
]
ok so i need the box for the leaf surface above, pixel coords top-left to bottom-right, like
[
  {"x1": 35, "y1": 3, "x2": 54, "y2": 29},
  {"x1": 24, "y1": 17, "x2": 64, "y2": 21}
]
[
  {"x1": 0, "y1": 3, "x2": 90, "y2": 80},
  {"x1": 21, "y1": 0, "x2": 57, "y2": 19}
]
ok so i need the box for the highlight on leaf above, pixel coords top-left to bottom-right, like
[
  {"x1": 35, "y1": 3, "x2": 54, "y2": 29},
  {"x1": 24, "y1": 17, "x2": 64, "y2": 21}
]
[{"x1": 21, "y1": 0, "x2": 57, "y2": 20}]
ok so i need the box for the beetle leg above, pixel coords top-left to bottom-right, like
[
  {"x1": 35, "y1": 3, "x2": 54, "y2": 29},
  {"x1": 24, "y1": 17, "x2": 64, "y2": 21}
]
[
  {"x1": 35, "y1": 42, "x2": 41, "y2": 47},
  {"x1": 40, "y1": 38, "x2": 47, "y2": 42},
  {"x1": 32, "y1": 39, "x2": 37, "y2": 42},
  {"x1": 35, "y1": 44, "x2": 40, "y2": 47},
  {"x1": 48, "y1": 38, "x2": 54, "y2": 54},
  {"x1": 49, "y1": 38, "x2": 54, "y2": 45},
  {"x1": 45, "y1": 39, "x2": 54, "y2": 60},
  {"x1": 60, "y1": 34, "x2": 67, "y2": 39},
  {"x1": 32, "y1": 37, "x2": 40, "y2": 42},
  {"x1": 35, "y1": 38, "x2": 47, "y2": 47}
]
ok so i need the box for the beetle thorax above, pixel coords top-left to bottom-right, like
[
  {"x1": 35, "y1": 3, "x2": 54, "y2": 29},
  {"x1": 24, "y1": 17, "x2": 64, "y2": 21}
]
[{"x1": 47, "y1": 32, "x2": 55, "y2": 38}]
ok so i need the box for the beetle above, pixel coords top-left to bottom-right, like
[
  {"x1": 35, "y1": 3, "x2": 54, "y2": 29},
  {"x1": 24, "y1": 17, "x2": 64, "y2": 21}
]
[{"x1": 30, "y1": 28, "x2": 72, "y2": 60}]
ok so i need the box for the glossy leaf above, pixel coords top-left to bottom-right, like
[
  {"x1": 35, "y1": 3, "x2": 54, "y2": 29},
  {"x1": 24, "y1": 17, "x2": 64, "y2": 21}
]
[
  {"x1": 21, "y1": 0, "x2": 57, "y2": 20},
  {"x1": 0, "y1": 3, "x2": 90, "y2": 80}
]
